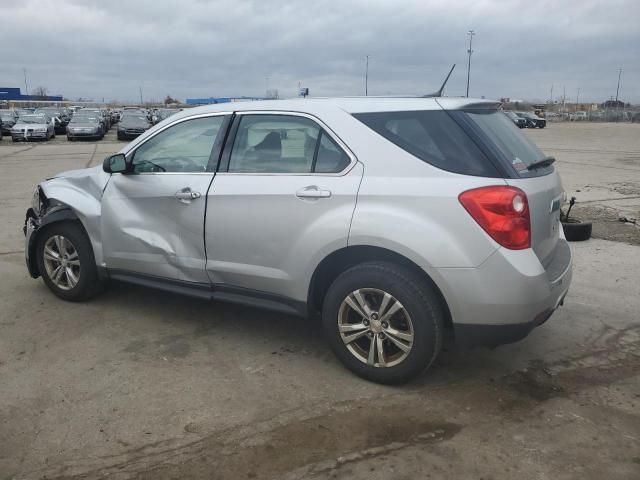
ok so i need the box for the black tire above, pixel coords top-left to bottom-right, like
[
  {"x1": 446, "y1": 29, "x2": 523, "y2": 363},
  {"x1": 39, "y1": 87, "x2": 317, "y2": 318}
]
[
  {"x1": 322, "y1": 261, "x2": 444, "y2": 384},
  {"x1": 562, "y1": 219, "x2": 592, "y2": 241},
  {"x1": 36, "y1": 222, "x2": 103, "y2": 301}
]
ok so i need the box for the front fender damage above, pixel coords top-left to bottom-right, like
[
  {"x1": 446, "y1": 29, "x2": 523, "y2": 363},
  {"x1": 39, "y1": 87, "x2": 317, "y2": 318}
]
[{"x1": 25, "y1": 166, "x2": 109, "y2": 277}]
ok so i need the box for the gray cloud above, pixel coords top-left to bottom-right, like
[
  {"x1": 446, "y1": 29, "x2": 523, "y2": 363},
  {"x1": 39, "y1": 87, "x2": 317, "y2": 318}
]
[{"x1": 1, "y1": 0, "x2": 638, "y2": 103}]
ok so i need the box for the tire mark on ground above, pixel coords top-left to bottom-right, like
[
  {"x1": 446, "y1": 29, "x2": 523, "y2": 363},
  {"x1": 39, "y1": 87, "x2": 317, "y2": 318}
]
[
  {"x1": 85, "y1": 144, "x2": 99, "y2": 168},
  {"x1": 0, "y1": 144, "x2": 36, "y2": 160}
]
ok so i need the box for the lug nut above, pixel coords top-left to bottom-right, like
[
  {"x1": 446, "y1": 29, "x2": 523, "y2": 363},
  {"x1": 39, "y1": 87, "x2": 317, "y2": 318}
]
[
  {"x1": 368, "y1": 331, "x2": 374, "y2": 338},
  {"x1": 363, "y1": 319, "x2": 370, "y2": 326},
  {"x1": 381, "y1": 321, "x2": 388, "y2": 329},
  {"x1": 378, "y1": 333, "x2": 385, "y2": 339}
]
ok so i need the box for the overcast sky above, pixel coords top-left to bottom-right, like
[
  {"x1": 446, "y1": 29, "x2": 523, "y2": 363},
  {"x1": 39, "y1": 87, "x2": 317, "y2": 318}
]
[{"x1": 1, "y1": 0, "x2": 638, "y2": 103}]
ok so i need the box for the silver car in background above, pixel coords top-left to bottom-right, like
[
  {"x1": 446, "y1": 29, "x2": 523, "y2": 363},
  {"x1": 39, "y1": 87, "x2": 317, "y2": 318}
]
[
  {"x1": 23, "y1": 97, "x2": 572, "y2": 383},
  {"x1": 11, "y1": 113, "x2": 55, "y2": 142}
]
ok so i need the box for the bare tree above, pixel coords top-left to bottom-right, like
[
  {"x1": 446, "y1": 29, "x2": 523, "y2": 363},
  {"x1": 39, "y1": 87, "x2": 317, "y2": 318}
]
[
  {"x1": 164, "y1": 95, "x2": 178, "y2": 105},
  {"x1": 32, "y1": 86, "x2": 48, "y2": 99}
]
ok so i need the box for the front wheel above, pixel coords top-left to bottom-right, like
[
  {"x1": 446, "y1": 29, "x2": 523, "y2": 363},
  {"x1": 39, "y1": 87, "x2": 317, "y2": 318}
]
[
  {"x1": 322, "y1": 262, "x2": 444, "y2": 384},
  {"x1": 36, "y1": 222, "x2": 103, "y2": 301}
]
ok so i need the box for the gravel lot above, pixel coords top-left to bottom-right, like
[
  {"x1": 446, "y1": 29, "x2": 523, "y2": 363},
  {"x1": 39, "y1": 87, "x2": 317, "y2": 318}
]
[{"x1": 0, "y1": 122, "x2": 639, "y2": 479}]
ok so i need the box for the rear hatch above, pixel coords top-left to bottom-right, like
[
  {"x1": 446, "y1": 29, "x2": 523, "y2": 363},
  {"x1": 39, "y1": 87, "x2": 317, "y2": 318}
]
[
  {"x1": 454, "y1": 107, "x2": 563, "y2": 267},
  {"x1": 352, "y1": 101, "x2": 564, "y2": 268}
]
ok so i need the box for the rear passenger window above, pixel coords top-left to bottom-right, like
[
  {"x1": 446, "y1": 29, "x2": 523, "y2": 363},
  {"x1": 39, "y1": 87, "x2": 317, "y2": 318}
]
[
  {"x1": 228, "y1": 115, "x2": 350, "y2": 174},
  {"x1": 353, "y1": 110, "x2": 500, "y2": 177},
  {"x1": 314, "y1": 132, "x2": 351, "y2": 173}
]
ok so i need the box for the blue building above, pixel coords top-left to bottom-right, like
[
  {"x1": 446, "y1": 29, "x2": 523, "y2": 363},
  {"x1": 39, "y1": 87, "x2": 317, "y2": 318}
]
[
  {"x1": 185, "y1": 96, "x2": 267, "y2": 106},
  {"x1": 0, "y1": 87, "x2": 63, "y2": 102}
]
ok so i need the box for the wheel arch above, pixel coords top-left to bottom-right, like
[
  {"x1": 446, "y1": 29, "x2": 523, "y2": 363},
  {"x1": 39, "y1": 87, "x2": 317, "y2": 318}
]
[
  {"x1": 28, "y1": 203, "x2": 91, "y2": 278},
  {"x1": 307, "y1": 245, "x2": 453, "y2": 334}
]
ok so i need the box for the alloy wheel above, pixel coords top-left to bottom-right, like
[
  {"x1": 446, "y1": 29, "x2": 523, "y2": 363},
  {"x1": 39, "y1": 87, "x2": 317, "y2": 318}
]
[
  {"x1": 338, "y1": 288, "x2": 414, "y2": 368},
  {"x1": 43, "y1": 235, "x2": 81, "y2": 290}
]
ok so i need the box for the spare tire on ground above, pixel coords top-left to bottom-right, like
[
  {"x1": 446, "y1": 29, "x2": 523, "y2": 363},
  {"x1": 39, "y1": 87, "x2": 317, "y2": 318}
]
[{"x1": 562, "y1": 219, "x2": 592, "y2": 241}]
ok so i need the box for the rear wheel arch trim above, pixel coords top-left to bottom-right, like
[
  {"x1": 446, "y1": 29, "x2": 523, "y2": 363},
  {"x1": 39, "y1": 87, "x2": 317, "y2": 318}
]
[{"x1": 307, "y1": 245, "x2": 453, "y2": 332}]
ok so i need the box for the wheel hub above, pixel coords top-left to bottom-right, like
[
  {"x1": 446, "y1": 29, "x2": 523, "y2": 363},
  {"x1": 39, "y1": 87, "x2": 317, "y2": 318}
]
[{"x1": 370, "y1": 318, "x2": 383, "y2": 333}]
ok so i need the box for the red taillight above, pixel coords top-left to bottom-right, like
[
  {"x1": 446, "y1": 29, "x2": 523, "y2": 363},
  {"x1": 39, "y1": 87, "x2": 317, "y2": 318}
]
[{"x1": 458, "y1": 186, "x2": 531, "y2": 250}]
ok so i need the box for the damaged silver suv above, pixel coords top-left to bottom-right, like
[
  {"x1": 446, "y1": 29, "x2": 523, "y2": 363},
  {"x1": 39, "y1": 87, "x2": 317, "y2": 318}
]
[{"x1": 24, "y1": 98, "x2": 572, "y2": 383}]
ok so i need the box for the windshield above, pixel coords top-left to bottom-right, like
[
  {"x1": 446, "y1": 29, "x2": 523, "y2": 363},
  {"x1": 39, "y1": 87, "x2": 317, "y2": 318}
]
[
  {"x1": 121, "y1": 115, "x2": 148, "y2": 124},
  {"x1": 459, "y1": 109, "x2": 547, "y2": 175},
  {"x1": 70, "y1": 116, "x2": 99, "y2": 123},
  {"x1": 19, "y1": 115, "x2": 47, "y2": 124}
]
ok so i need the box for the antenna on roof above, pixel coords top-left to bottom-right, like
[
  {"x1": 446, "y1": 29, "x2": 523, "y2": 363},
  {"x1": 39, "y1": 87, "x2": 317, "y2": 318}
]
[{"x1": 422, "y1": 64, "x2": 456, "y2": 98}]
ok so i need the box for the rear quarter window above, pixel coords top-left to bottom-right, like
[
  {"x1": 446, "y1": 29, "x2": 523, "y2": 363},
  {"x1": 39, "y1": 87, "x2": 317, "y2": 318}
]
[{"x1": 353, "y1": 110, "x2": 501, "y2": 177}]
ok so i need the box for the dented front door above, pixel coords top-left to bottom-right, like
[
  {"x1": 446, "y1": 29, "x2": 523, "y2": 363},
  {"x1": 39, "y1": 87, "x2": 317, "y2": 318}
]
[
  {"x1": 101, "y1": 173, "x2": 214, "y2": 282},
  {"x1": 101, "y1": 114, "x2": 228, "y2": 283}
]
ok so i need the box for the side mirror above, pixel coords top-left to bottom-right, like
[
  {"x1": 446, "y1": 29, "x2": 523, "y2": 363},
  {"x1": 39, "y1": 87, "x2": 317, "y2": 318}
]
[{"x1": 103, "y1": 153, "x2": 129, "y2": 174}]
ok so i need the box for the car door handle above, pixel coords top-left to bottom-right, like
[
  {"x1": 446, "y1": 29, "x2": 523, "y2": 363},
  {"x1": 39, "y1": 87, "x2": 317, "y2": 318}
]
[
  {"x1": 296, "y1": 186, "x2": 332, "y2": 199},
  {"x1": 175, "y1": 188, "x2": 201, "y2": 203}
]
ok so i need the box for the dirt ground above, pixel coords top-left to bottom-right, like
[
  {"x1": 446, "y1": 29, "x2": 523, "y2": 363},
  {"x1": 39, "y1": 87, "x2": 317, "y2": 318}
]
[
  {"x1": 525, "y1": 122, "x2": 640, "y2": 245},
  {"x1": 0, "y1": 122, "x2": 639, "y2": 480}
]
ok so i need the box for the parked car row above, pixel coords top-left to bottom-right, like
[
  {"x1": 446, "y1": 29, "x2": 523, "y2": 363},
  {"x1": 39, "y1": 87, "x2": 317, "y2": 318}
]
[
  {"x1": 503, "y1": 110, "x2": 546, "y2": 128},
  {"x1": 1, "y1": 106, "x2": 183, "y2": 142}
]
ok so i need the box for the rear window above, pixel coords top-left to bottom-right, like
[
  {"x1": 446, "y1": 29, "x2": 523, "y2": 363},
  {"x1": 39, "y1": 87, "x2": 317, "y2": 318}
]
[
  {"x1": 456, "y1": 110, "x2": 548, "y2": 175},
  {"x1": 353, "y1": 110, "x2": 500, "y2": 177}
]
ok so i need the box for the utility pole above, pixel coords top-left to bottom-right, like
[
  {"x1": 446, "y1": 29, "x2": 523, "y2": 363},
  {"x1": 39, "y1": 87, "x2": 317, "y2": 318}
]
[
  {"x1": 365, "y1": 55, "x2": 369, "y2": 96},
  {"x1": 562, "y1": 85, "x2": 566, "y2": 112},
  {"x1": 614, "y1": 68, "x2": 622, "y2": 122},
  {"x1": 466, "y1": 30, "x2": 475, "y2": 97},
  {"x1": 265, "y1": 75, "x2": 270, "y2": 97},
  {"x1": 139, "y1": 86, "x2": 143, "y2": 105},
  {"x1": 23, "y1": 68, "x2": 29, "y2": 96},
  {"x1": 550, "y1": 84, "x2": 554, "y2": 104},
  {"x1": 576, "y1": 88, "x2": 580, "y2": 111},
  {"x1": 615, "y1": 68, "x2": 622, "y2": 104}
]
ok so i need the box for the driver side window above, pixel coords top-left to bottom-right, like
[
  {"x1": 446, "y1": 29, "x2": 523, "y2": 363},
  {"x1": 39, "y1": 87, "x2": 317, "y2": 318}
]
[{"x1": 132, "y1": 116, "x2": 224, "y2": 173}]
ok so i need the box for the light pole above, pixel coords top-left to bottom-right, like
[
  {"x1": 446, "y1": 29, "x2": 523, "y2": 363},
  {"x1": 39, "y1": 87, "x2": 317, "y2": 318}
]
[
  {"x1": 23, "y1": 68, "x2": 29, "y2": 96},
  {"x1": 139, "y1": 86, "x2": 143, "y2": 105},
  {"x1": 365, "y1": 55, "x2": 369, "y2": 96},
  {"x1": 466, "y1": 30, "x2": 475, "y2": 97},
  {"x1": 576, "y1": 88, "x2": 580, "y2": 111}
]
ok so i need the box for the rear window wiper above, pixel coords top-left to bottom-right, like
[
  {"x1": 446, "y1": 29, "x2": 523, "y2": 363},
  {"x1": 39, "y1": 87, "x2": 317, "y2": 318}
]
[{"x1": 527, "y1": 156, "x2": 556, "y2": 171}]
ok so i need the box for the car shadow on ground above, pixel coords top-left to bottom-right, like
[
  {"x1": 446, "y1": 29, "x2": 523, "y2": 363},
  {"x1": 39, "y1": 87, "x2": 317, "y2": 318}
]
[{"x1": 80, "y1": 280, "x2": 525, "y2": 389}]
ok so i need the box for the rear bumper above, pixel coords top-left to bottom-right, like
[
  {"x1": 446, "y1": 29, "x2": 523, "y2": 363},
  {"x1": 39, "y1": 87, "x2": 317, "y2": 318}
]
[{"x1": 437, "y1": 238, "x2": 572, "y2": 348}]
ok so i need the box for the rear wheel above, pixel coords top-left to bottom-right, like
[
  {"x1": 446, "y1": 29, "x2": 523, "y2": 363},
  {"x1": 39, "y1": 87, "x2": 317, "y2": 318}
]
[
  {"x1": 322, "y1": 262, "x2": 444, "y2": 384},
  {"x1": 36, "y1": 222, "x2": 103, "y2": 301}
]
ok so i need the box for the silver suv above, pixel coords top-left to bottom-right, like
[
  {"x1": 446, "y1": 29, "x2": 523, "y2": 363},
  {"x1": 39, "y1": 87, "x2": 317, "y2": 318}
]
[{"x1": 24, "y1": 98, "x2": 572, "y2": 383}]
